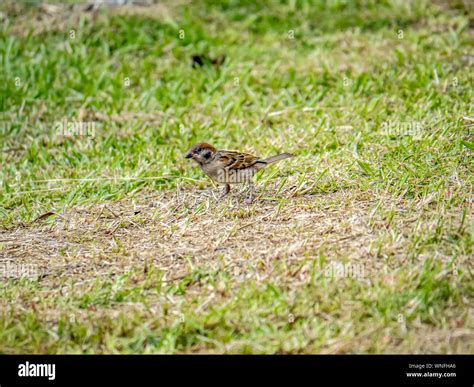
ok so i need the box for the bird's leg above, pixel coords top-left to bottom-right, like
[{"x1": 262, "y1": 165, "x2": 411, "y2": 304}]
[
  {"x1": 219, "y1": 183, "x2": 231, "y2": 200},
  {"x1": 245, "y1": 181, "x2": 254, "y2": 204}
]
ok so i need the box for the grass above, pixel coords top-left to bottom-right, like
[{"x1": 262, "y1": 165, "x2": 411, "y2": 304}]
[{"x1": 0, "y1": 0, "x2": 472, "y2": 353}]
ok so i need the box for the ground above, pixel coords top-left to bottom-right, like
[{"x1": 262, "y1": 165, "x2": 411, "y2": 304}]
[{"x1": 0, "y1": 0, "x2": 473, "y2": 353}]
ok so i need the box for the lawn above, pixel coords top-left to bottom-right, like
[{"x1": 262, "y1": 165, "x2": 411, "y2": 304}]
[{"x1": 0, "y1": 0, "x2": 472, "y2": 353}]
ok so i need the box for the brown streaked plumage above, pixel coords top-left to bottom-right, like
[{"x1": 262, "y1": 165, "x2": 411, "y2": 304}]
[{"x1": 185, "y1": 142, "x2": 294, "y2": 203}]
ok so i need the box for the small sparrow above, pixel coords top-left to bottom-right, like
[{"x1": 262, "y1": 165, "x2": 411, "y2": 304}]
[{"x1": 185, "y1": 142, "x2": 294, "y2": 203}]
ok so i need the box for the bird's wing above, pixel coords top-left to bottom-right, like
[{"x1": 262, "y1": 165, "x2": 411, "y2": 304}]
[{"x1": 216, "y1": 151, "x2": 262, "y2": 170}]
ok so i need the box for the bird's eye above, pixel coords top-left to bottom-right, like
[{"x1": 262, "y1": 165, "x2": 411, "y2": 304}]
[{"x1": 196, "y1": 148, "x2": 202, "y2": 153}]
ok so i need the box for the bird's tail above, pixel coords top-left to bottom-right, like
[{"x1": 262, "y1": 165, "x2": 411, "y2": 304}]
[{"x1": 262, "y1": 153, "x2": 294, "y2": 164}]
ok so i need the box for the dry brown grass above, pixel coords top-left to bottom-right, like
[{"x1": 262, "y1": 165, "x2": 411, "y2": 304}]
[
  {"x1": 1, "y1": 181, "x2": 470, "y2": 289},
  {"x1": 4, "y1": 1, "x2": 176, "y2": 37}
]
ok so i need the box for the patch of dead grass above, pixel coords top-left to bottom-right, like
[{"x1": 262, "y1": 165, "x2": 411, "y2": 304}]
[
  {"x1": 1, "y1": 183, "x2": 470, "y2": 289},
  {"x1": 4, "y1": 2, "x2": 177, "y2": 37}
]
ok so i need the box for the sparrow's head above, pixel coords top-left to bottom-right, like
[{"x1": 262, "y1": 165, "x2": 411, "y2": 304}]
[{"x1": 185, "y1": 142, "x2": 217, "y2": 165}]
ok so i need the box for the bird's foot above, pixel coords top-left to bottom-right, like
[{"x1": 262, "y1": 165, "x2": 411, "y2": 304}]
[
  {"x1": 218, "y1": 184, "x2": 231, "y2": 201},
  {"x1": 244, "y1": 183, "x2": 254, "y2": 205}
]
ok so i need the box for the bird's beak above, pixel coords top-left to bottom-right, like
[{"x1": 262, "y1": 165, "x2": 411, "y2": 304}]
[{"x1": 185, "y1": 152, "x2": 192, "y2": 159}]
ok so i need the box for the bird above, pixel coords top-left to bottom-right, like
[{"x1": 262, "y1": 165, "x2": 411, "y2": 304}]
[{"x1": 185, "y1": 142, "x2": 294, "y2": 203}]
